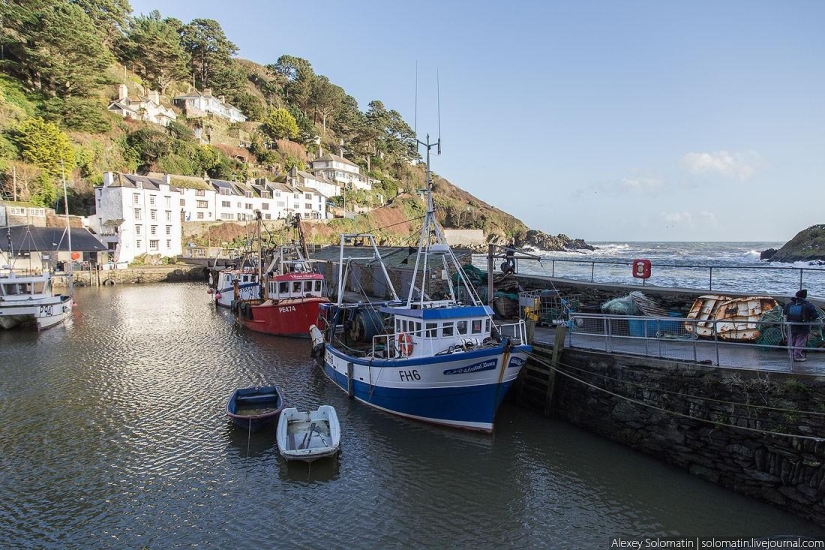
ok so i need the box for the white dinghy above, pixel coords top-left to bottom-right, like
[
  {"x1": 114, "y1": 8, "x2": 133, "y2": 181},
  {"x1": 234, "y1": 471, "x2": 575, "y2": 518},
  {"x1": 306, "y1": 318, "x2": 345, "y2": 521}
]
[{"x1": 276, "y1": 406, "x2": 340, "y2": 463}]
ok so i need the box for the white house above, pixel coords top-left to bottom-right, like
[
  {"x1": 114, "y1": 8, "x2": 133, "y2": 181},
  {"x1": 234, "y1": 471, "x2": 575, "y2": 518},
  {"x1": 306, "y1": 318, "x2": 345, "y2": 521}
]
[
  {"x1": 287, "y1": 166, "x2": 340, "y2": 200},
  {"x1": 310, "y1": 153, "x2": 377, "y2": 192},
  {"x1": 173, "y1": 88, "x2": 247, "y2": 124},
  {"x1": 92, "y1": 173, "x2": 182, "y2": 263},
  {"x1": 107, "y1": 84, "x2": 177, "y2": 127},
  {"x1": 210, "y1": 179, "x2": 249, "y2": 221},
  {"x1": 149, "y1": 173, "x2": 216, "y2": 222}
]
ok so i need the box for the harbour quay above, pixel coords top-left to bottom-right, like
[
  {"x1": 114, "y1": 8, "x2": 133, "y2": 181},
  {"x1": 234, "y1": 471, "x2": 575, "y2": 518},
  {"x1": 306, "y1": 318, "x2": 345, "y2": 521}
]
[{"x1": 512, "y1": 274, "x2": 825, "y2": 527}]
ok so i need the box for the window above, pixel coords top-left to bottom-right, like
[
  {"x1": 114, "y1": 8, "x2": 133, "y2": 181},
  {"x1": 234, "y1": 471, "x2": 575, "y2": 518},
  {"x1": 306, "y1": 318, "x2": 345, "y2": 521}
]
[
  {"x1": 195, "y1": 189, "x2": 205, "y2": 197},
  {"x1": 457, "y1": 320, "x2": 468, "y2": 335},
  {"x1": 279, "y1": 282, "x2": 289, "y2": 294},
  {"x1": 305, "y1": 203, "x2": 312, "y2": 210},
  {"x1": 305, "y1": 193, "x2": 312, "y2": 200},
  {"x1": 237, "y1": 202, "x2": 242, "y2": 208},
  {"x1": 472, "y1": 320, "x2": 482, "y2": 334},
  {"x1": 149, "y1": 195, "x2": 156, "y2": 206},
  {"x1": 166, "y1": 239, "x2": 171, "y2": 249},
  {"x1": 246, "y1": 203, "x2": 252, "y2": 210},
  {"x1": 166, "y1": 226, "x2": 171, "y2": 235},
  {"x1": 485, "y1": 319, "x2": 491, "y2": 333},
  {"x1": 165, "y1": 196, "x2": 171, "y2": 207},
  {"x1": 277, "y1": 201, "x2": 285, "y2": 207},
  {"x1": 303, "y1": 281, "x2": 313, "y2": 293},
  {"x1": 261, "y1": 203, "x2": 269, "y2": 210},
  {"x1": 166, "y1": 211, "x2": 171, "y2": 222},
  {"x1": 180, "y1": 199, "x2": 185, "y2": 206},
  {"x1": 136, "y1": 239, "x2": 142, "y2": 248},
  {"x1": 133, "y1": 193, "x2": 140, "y2": 204},
  {"x1": 134, "y1": 208, "x2": 142, "y2": 220},
  {"x1": 222, "y1": 200, "x2": 230, "y2": 208},
  {"x1": 197, "y1": 212, "x2": 204, "y2": 219},
  {"x1": 426, "y1": 323, "x2": 437, "y2": 338},
  {"x1": 150, "y1": 210, "x2": 157, "y2": 220},
  {"x1": 196, "y1": 200, "x2": 208, "y2": 208},
  {"x1": 442, "y1": 322, "x2": 454, "y2": 337},
  {"x1": 314, "y1": 281, "x2": 322, "y2": 292},
  {"x1": 275, "y1": 191, "x2": 281, "y2": 197},
  {"x1": 264, "y1": 214, "x2": 271, "y2": 220},
  {"x1": 151, "y1": 225, "x2": 157, "y2": 235},
  {"x1": 149, "y1": 240, "x2": 158, "y2": 250},
  {"x1": 292, "y1": 281, "x2": 301, "y2": 293},
  {"x1": 135, "y1": 225, "x2": 142, "y2": 235}
]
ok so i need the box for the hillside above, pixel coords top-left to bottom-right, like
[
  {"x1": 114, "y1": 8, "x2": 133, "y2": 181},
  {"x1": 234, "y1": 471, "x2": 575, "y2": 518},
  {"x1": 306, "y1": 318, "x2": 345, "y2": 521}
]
[{"x1": 0, "y1": 2, "x2": 589, "y2": 251}]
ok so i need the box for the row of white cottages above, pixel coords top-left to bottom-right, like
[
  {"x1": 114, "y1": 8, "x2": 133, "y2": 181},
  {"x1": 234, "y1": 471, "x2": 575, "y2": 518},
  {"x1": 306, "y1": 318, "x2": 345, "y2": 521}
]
[{"x1": 89, "y1": 154, "x2": 382, "y2": 263}]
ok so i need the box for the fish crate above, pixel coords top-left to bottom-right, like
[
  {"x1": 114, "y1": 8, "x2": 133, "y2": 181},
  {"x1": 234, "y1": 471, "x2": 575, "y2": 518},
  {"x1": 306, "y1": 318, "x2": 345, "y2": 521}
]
[{"x1": 519, "y1": 289, "x2": 571, "y2": 326}]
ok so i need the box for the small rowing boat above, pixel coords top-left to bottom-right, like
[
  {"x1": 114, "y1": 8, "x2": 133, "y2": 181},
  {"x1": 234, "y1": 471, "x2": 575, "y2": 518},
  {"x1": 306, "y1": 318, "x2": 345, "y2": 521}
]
[
  {"x1": 276, "y1": 406, "x2": 340, "y2": 463},
  {"x1": 226, "y1": 385, "x2": 286, "y2": 432}
]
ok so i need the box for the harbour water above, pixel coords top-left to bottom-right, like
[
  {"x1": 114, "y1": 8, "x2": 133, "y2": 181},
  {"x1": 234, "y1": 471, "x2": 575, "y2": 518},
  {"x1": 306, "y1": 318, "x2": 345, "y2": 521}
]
[
  {"x1": 2, "y1": 283, "x2": 824, "y2": 549},
  {"x1": 482, "y1": 241, "x2": 825, "y2": 297}
]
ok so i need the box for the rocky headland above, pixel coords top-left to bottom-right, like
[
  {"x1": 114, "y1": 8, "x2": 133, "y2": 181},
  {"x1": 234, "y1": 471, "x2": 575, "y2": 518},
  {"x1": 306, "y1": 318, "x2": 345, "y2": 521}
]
[{"x1": 762, "y1": 224, "x2": 825, "y2": 263}]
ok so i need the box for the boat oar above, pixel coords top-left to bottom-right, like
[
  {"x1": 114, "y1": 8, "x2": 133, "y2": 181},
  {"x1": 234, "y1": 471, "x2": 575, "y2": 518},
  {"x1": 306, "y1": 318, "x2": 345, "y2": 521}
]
[{"x1": 300, "y1": 422, "x2": 316, "y2": 449}]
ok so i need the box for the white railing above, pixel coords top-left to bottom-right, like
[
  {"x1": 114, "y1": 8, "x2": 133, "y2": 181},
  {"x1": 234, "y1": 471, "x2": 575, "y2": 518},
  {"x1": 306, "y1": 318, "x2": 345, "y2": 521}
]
[{"x1": 561, "y1": 313, "x2": 823, "y2": 372}]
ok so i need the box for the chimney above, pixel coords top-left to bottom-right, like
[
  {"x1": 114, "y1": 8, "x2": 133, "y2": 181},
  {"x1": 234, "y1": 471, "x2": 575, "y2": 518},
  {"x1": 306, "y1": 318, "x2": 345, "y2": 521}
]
[
  {"x1": 117, "y1": 84, "x2": 128, "y2": 101},
  {"x1": 164, "y1": 173, "x2": 171, "y2": 185},
  {"x1": 103, "y1": 172, "x2": 114, "y2": 187},
  {"x1": 148, "y1": 90, "x2": 160, "y2": 104},
  {"x1": 219, "y1": 95, "x2": 225, "y2": 104},
  {"x1": 339, "y1": 139, "x2": 344, "y2": 157}
]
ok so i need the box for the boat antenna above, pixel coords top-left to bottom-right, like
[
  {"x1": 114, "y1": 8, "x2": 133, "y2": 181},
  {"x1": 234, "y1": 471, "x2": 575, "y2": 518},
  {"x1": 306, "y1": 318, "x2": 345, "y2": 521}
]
[
  {"x1": 437, "y1": 68, "x2": 441, "y2": 155},
  {"x1": 61, "y1": 161, "x2": 74, "y2": 298},
  {"x1": 414, "y1": 61, "x2": 418, "y2": 141}
]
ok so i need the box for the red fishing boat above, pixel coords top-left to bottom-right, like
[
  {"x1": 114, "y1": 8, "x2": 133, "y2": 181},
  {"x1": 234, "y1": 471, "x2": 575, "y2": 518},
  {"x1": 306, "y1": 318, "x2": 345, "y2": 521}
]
[{"x1": 233, "y1": 214, "x2": 328, "y2": 338}]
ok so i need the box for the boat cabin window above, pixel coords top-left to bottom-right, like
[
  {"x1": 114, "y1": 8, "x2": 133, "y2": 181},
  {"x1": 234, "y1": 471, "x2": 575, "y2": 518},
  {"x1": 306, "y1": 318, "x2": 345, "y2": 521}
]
[
  {"x1": 426, "y1": 323, "x2": 437, "y2": 338},
  {"x1": 292, "y1": 281, "x2": 301, "y2": 293},
  {"x1": 457, "y1": 320, "x2": 468, "y2": 335},
  {"x1": 485, "y1": 319, "x2": 491, "y2": 333},
  {"x1": 442, "y1": 322, "x2": 454, "y2": 337},
  {"x1": 303, "y1": 281, "x2": 313, "y2": 293},
  {"x1": 472, "y1": 320, "x2": 482, "y2": 334},
  {"x1": 279, "y1": 282, "x2": 289, "y2": 294},
  {"x1": 314, "y1": 281, "x2": 322, "y2": 292}
]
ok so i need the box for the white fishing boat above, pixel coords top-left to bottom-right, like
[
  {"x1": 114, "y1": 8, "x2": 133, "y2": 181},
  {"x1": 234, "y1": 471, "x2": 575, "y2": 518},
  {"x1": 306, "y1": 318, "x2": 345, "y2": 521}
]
[
  {"x1": 213, "y1": 264, "x2": 261, "y2": 308},
  {"x1": 0, "y1": 270, "x2": 73, "y2": 330},
  {"x1": 310, "y1": 137, "x2": 532, "y2": 433},
  {"x1": 276, "y1": 406, "x2": 341, "y2": 463}
]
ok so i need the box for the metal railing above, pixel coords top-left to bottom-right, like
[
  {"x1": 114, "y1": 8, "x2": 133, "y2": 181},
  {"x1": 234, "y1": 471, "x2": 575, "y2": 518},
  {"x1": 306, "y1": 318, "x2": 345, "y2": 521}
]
[
  {"x1": 480, "y1": 256, "x2": 825, "y2": 298},
  {"x1": 561, "y1": 313, "x2": 823, "y2": 372}
]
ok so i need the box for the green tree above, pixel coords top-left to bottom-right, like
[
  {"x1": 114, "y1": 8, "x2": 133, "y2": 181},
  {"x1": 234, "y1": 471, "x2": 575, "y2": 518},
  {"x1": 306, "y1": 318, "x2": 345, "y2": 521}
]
[
  {"x1": 121, "y1": 11, "x2": 189, "y2": 96},
  {"x1": 230, "y1": 91, "x2": 265, "y2": 122},
  {"x1": 15, "y1": 118, "x2": 75, "y2": 176},
  {"x1": 125, "y1": 127, "x2": 171, "y2": 171},
  {"x1": 0, "y1": 1, "x2": 115, "y2": 98},
  {"x1": 310, "y1": 76, "x2": 344, "y2": 137},
  {"x1": 180, "y1": 18, "x2": 237, "y2": 90},
  {"x1": 70, "y1": 0, "x2": 131, "y2": 47},
  {"x1": 31, "y1": 172, "x2": 58, "y2": 208},
  {"x1": 262, "y1": 108, "x2": 299, "y2": 141},
  {"x1": 272, "y1": 55, "x2": 314, "y2": 110}
]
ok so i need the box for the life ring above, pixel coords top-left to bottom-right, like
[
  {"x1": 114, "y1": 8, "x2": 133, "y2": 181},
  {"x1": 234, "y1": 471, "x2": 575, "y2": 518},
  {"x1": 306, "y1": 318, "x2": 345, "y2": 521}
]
[{"x1": 398, "y1": 332, "x2": 413, "y2": 357}]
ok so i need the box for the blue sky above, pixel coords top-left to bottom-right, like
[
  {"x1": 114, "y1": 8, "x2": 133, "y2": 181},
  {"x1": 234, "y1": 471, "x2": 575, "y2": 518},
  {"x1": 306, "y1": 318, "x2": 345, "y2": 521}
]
[{"x1": 129, "y1": 0, "x2": 824, "y2": 242}]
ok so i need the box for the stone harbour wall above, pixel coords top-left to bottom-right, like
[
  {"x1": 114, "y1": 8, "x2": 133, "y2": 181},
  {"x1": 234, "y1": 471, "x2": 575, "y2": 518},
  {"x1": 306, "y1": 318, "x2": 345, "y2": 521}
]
[
  {"x1": 54, "y1": 265, "x2": 207, "y2": 287},
  {"x1": 535, "y1": 348, "x2": 825, "y2": 526}
]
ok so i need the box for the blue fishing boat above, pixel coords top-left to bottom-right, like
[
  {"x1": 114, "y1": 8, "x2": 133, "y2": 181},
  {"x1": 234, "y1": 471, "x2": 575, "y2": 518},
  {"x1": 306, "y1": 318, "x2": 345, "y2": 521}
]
[
  {"x1": 226, "y1": 385, "x2": 286, "y2": 431},
  {"x1": 310, "y1": 137, "x2": 531, "y2": 433}
]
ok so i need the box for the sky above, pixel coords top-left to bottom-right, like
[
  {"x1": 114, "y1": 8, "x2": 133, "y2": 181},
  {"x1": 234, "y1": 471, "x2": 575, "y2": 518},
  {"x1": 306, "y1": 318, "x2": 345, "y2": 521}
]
[{"x1": 128, "y1": 0, "x2": 825, "y2": 243}]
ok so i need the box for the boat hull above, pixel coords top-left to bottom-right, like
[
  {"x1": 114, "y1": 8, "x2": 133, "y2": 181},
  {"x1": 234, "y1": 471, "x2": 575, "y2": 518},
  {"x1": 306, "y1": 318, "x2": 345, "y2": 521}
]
[
  {"x1": 0, "y1": 295, "x2": 72, "y2": 330},
  {"x1": 320, "y1": 342, "x2": 530, "y2": 432},
  {"x1": 226, "y1": 385, "x2": 285, "y2": 432},
  {"x1": 236, "y1": 297, "x2": 327, "y2": 338},
  {"x1": 277, "y1": 406, "x2": 340, "y2": 463}
]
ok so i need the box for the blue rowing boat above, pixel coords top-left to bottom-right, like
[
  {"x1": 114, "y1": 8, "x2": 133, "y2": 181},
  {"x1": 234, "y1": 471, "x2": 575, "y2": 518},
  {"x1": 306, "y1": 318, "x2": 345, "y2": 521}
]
[{"x1": 226, "y1": 385, "x2": 286, "y2": 431}]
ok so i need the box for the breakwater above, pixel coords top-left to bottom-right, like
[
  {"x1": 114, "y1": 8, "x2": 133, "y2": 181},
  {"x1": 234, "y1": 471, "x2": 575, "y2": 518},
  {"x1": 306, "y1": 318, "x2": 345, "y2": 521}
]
[
  {"x1": 518, "y1": 344, "x2": 825, "y2": 527},
  {"x1": 53, "y1": 264, "x2": 206, "y2": 287}
]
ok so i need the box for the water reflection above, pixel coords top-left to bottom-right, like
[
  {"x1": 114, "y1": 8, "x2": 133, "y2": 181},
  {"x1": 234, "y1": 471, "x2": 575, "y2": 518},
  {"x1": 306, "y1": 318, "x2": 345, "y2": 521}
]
[{"x1": 1, "y1": 283, "x2": 823, "y2": 549}]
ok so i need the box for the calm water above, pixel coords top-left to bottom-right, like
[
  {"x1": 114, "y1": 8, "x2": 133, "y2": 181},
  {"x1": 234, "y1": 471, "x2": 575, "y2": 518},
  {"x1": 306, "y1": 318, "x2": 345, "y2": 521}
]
[{"x1": 1, "y1": 283, "x2": 823, "y2": 549}]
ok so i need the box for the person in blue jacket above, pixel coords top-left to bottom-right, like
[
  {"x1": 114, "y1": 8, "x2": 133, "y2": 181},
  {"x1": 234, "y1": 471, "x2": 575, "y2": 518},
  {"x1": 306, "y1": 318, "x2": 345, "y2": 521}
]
[{"x1": 783, "y1": 289, "x2": 819, "y2": 362}]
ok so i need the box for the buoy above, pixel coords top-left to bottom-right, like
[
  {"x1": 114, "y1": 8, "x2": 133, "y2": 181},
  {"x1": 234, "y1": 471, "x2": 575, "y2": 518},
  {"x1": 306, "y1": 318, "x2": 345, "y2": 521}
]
[{"x1": 71, "y1": 251, "x2": 80, "y2": 261}]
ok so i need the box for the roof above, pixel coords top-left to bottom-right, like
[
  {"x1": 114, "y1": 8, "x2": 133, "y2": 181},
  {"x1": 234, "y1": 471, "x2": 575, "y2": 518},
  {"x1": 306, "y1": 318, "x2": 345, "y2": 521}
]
[
  {"x1": 1, "y1": 225, "x2": 107, "y2": 253},
  {"x1": 313, "y1": 153, "x2": 358, "y2": 168},
  {"x1": 210, "y1": 179, "x2": 240, "y2": 195}
]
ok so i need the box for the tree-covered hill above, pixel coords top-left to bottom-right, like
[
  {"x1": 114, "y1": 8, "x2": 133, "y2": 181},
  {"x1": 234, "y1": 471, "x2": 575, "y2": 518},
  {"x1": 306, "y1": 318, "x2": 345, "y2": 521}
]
[{"x1": 0, "y1": 0, "x2": 588, "y2": 249}]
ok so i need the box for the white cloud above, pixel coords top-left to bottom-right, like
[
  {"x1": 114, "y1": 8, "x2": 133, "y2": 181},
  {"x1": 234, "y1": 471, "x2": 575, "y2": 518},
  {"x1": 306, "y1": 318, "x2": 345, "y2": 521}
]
[
  {"x1": 681, "y1": 150, "x2": 761, "y2": 181},
  {"x1": 619, "y1": 177, "x2": 663, "y2": 192},
  {"x1": 661, "y1": 211, "x2": 694, "y2": 225}
]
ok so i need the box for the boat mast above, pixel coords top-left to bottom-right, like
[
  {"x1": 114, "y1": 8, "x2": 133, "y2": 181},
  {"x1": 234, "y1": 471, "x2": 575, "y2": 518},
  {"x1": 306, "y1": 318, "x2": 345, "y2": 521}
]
[
  {"x1": 256, "y1": 209, "x2": 263, "y2": 299},
  {"x1": 406, "y1": 134, "x2": 441, "y2": 308},
  {"x1": 61, "y1": 163, "x2": 73, "y2": 298}
]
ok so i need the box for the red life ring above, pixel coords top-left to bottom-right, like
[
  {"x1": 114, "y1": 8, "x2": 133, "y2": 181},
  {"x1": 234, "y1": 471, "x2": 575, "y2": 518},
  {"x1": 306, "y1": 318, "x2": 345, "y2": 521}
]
[
  {"x1": 71, "y1": 251, "x2": 81, "y2": 261},
  {"x1": 398, "y1": 332, "x2": 414, "y2": 357}
]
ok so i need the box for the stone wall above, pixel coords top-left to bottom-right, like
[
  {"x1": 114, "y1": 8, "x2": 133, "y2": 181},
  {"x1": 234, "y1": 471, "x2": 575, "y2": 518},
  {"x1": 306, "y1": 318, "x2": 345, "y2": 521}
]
[
  {"x1": 55, "y1": 265, "x2": 206, "y2": 287},
  {"x1": 529, "y1": 347, "x2": 825, "y2": 526}
]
